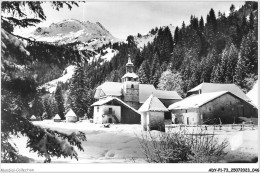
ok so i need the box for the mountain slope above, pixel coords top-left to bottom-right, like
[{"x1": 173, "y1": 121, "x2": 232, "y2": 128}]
[
  {"x1": 30, "y1": 19, "x2": 118, "y2": 50},
  {"x1": 134, "y1": 24, "x2": 175, "y2": 49}
]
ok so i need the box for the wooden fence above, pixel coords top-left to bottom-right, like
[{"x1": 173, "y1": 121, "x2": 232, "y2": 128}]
[{"x1": 165, "y1": 123, "x2": 256, "y2": 133}]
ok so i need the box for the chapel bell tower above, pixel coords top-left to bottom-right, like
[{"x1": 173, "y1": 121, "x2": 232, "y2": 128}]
[{"x1": 122, "y1": 54, "x2": 139, "y2": 109}]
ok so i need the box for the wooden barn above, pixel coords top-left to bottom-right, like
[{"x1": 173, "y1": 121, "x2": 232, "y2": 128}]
[
  {"x1": 91, "y1": 97, "x2": 140, "y2": 124},
  {"x1": 168, "y1": 91, "x2": 257, "y2": 125},
  {"x1": 138, "y1": 94, "x2": 168, "y2": 131}
]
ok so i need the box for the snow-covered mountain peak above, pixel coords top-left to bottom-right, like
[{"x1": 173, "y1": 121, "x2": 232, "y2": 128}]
[{"x1": 30, "y1": 19, "x2": 118, "y2": 50}]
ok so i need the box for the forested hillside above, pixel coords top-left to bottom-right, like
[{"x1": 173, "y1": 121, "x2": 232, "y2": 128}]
[{"x1": 82, "y1": 2, "x2": 258, "y2": 93}]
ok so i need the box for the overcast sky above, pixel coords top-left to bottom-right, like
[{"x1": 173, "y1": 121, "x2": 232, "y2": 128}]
[{"x1": 15, "y1": 1, "x2": 245, "y2": 39}]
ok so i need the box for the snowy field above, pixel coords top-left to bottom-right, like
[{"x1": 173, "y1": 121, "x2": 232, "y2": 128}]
[{"x1": 11, "y1": 120, "x2": 258, "y2": 163}]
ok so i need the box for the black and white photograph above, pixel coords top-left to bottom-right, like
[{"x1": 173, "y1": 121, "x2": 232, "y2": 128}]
[{"x1": 1, "y1": 0, "x2": 259, "y2": 172}]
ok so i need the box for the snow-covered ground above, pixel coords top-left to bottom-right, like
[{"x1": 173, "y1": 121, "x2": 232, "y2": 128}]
[
  {"x1": 134, "y1": 34, "x2": 156, "y2": 49},
  {"x1": 90, "y1": 48, "x2": 119, "y2": 63},
  {"x1": 11, "y1": 121, "x2": 258, "y2": 163}
]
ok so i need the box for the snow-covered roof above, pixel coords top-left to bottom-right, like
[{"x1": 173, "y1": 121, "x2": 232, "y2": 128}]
[
  {"x1": 126, "y1": 56, "x2": 134, "y2": 66},
  {"x1": 138, "y1": 94, "x2": 168, "y2": 112},
  {"x1": 121, "y1": 72, "x2": 139, "y2": 79},
  {"x1": 154, "y1": 90, "x2": 182, "y2": 100},
  {"x1": 169, "y1": 91, "x2": 229, "y2": 110},
  {"x1": 139, "y1": 84, "x2": 156, "y2": 103},
  {"x1": 187, "y1": 82, "x2": 250, "y2": 101},
  {"x1": 247, "y1": 80, "x2": 258, "y2": 108},
  {"x1": 96, "y1": 82, "x2": 122, "y2": 97},
  {"x1": 30, "y1": 115, "x2": 36, "y2": 120},
  {"x1": 53, "y1": 114, "x2": 61, "y2": 119},
  {"x1": 65, "y1": 109, "x2": 77, "y2": 117},
  {"x1": 91, "y1": 97, "x2": 140, "y2": 115},
  {"x1": 94, "y1": 82, "x2": 182, "y2": 103}
]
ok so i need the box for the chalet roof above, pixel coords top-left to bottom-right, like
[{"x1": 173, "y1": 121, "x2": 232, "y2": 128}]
[
  {"x1": 30, "y1": 115, "x2": 36, "y2": 120},
  {"x1": 139, "y1": 84, "x2": 156, "y2": 103},
  {"x1": 169, "y1": 91, "x2": 229, "y2": 110},
  {"x1": 138, "y1": 94, "x2": 168, "y2": 112},
  {"x1": 154, "y1": 90, "x2": 182, "y2": 100},
  {"x1": 53, "y1": 114, "x2": 61, "y2": 119},
  {"x1": 65, "y1": 109, "x2": 77, "y2": 117},
  {"x1": 187, "y1": 82, "x2": 250, "y2": 101},
  {"x1": 247, "y1": 80, "x2": 258, "y2": 108},
  {"x1": 121, "y1": 72, "x2": 139, "y2": 79},
  {"x1": 96, "y1": 82, "x2": 122, "y2": 97},
  {"x1": 91, "y1": 97, "x2": 140, "y2": 114},
  {"x1": 94, "y1": 82, "x2": 182, "y2": 103}
]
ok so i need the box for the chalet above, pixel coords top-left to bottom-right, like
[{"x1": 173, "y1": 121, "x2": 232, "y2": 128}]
[
  {"x1": 65, "y1": 109, "x2": 77, "y2": 123},
  {"x1": 53, "y1": 114, "x2": 61, "y2": 122},
  {"x1": 30, "y1": 115, "x2": 37, "y2": 121},
  {"x1": 91, "y1": 97, "x2": 140, "y2": 124},
  {"x1": 168, "y1": 91, "x2": 258, "y2": 125},
  {"x1": 92, "y1": 55, "x2": 182, "y2": 124},
  {"x1": 138, "y1": 94, "x2": 168, "y2": 131}
]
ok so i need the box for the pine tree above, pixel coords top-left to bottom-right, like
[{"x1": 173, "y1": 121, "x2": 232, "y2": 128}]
[
  {"x1": 224, "y1": 44, "x2": 238, "y2": 83},
  {"x1": 154, "y1": 26, "x2": 173, "y2": 63},
  {"x1": 32, "y1": 94, "x2": 44, "y2": 119},
  {"x1": 55, "y1": 82, "x2": 65, "y2": 120},
  {"x1": 173, "y1": 27, "x2": 179, "y2": 46},
  {"x1": 235, "y1": 31, "x2": 258, "y2": 88},
  {"x1": 138, "y1": 60, "x2": 150, "y2": 84},
  {"x1": 42, "y1": 96, "x2": 52, "y2": 119},
  {"x1": 199, "y1": 16, "x2": 204, "y2": 31},
  {"x1": 150, "y1": 53, "x2": 161, "y2": 86},
  {"x1": 234, "y1": 53, "x2": 246, "y2": 87},
  {"x1": 69, "y1": 64, "x2": 87, "y2": 118}
]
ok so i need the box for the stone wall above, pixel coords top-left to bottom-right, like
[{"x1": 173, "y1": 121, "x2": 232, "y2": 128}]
[{"x1": 200, "y1": 93, "x2": 257, "y2": 124}]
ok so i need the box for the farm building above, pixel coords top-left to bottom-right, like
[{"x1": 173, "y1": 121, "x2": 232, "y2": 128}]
[
  {"x1": 92, "y1": 55, "x2": 182, "y2": 124},
  {"x1": 91, "y1": 97, "x2": 140, "y2": 124},
  {"x1": 138, "y1": 94, "x2": 168, "y2": 131},
  {"x1": 186, "y1": 82, "x2": 251, "y2": 102},
  {"x1": 65, "y1": 109, "x2": 77, "y2": 123},
  {"x1": 168, "y1": 91, "x2": 257, "y2": 125},
  {"x1": 53, "y1": 114, "x2": 61, "y2": 122},
  {"x1": 247, "y1": 80, "x2": 258, "y2": 108}
]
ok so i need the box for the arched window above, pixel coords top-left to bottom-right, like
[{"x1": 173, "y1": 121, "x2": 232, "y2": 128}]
[{"x1": 131, "y1": 84, "x2": 134, "y2": 88}]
